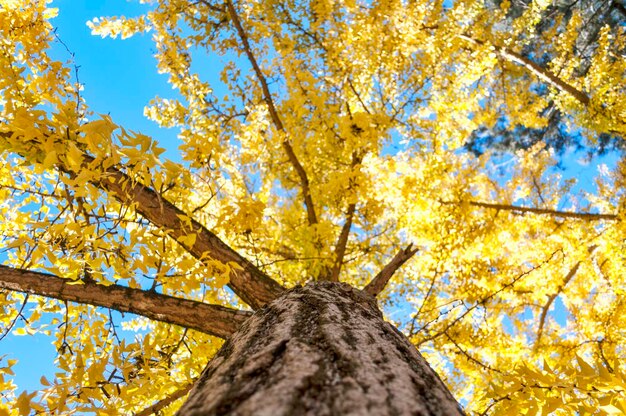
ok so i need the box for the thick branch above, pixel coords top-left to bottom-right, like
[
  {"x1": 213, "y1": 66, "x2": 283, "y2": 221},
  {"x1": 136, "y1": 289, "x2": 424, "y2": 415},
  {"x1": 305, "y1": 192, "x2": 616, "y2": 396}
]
[
  {"x1": 326, "y1": 153, "x2": 362, "y2": 282},
  {"x1": 0, "y1": 265, "x2": 251, "y2": 339},
  {"x1": 83, "y1": 155, "x2": 284, "y2": 309},
  {"x1": 459, "y1": 35, "x2": 591, "y2": 105},
  {"x1": 443, "y1": 200, "x2": 618, "y2": 221},
  {"x1": 363, "y1": 245, "x2": 419, "y2": 297},
  {"x1": 1, "y1": 129, "x2": 285, "y2": 309},
  {"x1": 326, "y1": 203, "x2": 356, "y2": 282},
  {"x1": 0, "y1": 129, "x2": 285, "y2": 310},
  {"x1": 225, "y1": 0, "x2": 318, "y2": 225},
  {"x1": 136, "y1": 383, "x2": 194, "y2": 416}
]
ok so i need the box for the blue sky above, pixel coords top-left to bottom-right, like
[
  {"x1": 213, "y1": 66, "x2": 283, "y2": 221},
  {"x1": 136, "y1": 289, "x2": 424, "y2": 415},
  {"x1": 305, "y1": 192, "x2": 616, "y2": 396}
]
[{"x1": 48, "y1": 0, "x2": 181, "y2": 159}]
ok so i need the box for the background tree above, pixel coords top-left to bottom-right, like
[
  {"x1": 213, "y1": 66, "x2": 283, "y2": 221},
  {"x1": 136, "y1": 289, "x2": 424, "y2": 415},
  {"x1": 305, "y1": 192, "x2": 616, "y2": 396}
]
[
  {"x1": 465, "y1": 0, "x2": 626, "y2": 157},
  {"x1": 0, "y1": 0, "x2": 625, "y2": 414}
]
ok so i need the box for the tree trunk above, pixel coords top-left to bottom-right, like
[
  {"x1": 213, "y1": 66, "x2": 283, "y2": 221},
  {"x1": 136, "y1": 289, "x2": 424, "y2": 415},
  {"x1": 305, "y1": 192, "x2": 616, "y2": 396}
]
[{"x1": 178, "y1": 281, "x2": 465, "y2": 415}]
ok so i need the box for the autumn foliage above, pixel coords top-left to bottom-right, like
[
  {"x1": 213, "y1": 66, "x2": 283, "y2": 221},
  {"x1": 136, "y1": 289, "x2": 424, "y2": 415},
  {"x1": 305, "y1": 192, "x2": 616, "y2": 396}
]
[{"x1": 0, "y1": 0, "x2": 625, "y2": 414}]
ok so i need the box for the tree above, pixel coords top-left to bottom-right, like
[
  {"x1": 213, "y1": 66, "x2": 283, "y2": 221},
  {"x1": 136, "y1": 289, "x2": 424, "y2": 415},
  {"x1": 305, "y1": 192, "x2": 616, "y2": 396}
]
[
  {"x1": 465, "y1": 0, "x2": 626, "y2": 157},
  {"x1": 0, "y1": 0, "x2": 625, "y2": 414}
]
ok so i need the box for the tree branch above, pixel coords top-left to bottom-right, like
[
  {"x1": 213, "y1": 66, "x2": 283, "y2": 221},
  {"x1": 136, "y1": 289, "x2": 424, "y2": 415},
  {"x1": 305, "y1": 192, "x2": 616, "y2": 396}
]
[
  {"x1": 326, "y1": 153, "x2": 362, "y2": 282},
  {"x1": 444, "y1": 332, "x2": 500, "y2": 373},
  {"x1": 443, "y1": 200, "x2": 618, "y2": 221},
  {"x1": 1, "y1": 130, "x2": 285, "y2": 309},
  {"x1": 80, "y1": 154, "x2": 284, "y2": 309},
  {"x1": 326, "y1": 202, "x2": 356, "y2": 282},
  {"x1": 0, "y1": 265, "x2": 251, "y2": 339},
  {"x1": 535, "y1": 261, "x2": 580, "y2": 347},
  {"x1": 135, "y1": 383, "x2": 194, "y2": 416},
  {"x1": 363, "y1": 244, "x2": 419, "y2": 297},
  {"x1": 225, "y1": 0, "x2": 318, "y2": 226},
  {"x1": 458, "y1": 34, "x2": 591, "y2": 105},
  {"x1": 535, "y1": 246, "x2": 595, "y2": 347}
]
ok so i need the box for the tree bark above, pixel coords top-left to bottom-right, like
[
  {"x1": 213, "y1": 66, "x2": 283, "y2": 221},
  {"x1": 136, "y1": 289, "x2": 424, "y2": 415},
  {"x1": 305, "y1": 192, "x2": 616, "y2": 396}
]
[{"x1": 178, "y1": 281, "x2": 465, "y2": 415}]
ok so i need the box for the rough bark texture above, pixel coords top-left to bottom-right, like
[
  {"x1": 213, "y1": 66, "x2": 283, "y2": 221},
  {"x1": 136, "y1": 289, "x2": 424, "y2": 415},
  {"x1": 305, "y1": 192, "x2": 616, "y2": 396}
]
[
  {"x1": 178, "y1": 281, "x2": 465, "y2": 416},
  {"x1": 0, "y1": 265, "x2": 250, "y2": 339}
]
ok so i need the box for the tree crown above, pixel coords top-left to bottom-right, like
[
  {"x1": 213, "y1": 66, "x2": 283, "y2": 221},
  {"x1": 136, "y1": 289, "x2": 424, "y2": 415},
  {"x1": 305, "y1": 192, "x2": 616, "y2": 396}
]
[{"x1": 0, "y1": 0, "x2": 625, "y2": 413}]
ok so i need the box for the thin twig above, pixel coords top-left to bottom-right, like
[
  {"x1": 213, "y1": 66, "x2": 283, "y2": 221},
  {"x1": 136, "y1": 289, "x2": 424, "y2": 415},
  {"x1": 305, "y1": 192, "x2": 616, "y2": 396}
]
[
  {"x1": 535, "y1": 245, "x2": 597, "y2": 347},
  {"x1": 597, "y1": 339, "x2": 614, "y2": 373},
  {"x1": 0, "y1": 294, "x2": 29, "y2": 342},
  {"x1": 408, "y1": 267, "x2": 443, "y2": 337},
  {"x1": 416, "y1": 250, "x2": 561, "y2": 346},
  {"x1": 535, "y1": 262, "x2": 581, "y2": 347},
  {"x1": 441, "y1": 200, "x2": 618, "y2": 221},
  {"x1": 445, "y1": 332, "x2": 501, "y2": 373}
]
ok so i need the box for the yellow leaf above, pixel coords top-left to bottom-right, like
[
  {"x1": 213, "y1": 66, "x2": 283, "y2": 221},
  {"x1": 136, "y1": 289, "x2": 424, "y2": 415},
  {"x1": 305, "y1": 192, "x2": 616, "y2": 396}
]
[
  {"x1": 13, "y1": 328, "x2": 27, "y2": 336},
  {"x1": 16, "y1": 391, "x2": 33, "y2": 416},
  {"x1": 65, "y1": 143, "x2": 84, "y2": 168},
  {"x1": 42, "y1": 150, "x2": 58, "y2": 169},
  {"x1": 599, "y1": 405, "x2": 623, "y2": 414},
  {"x1": 177, "y1": 233, "x2": 197, "y2": 247},
  {"x1": 576, "y1": 355, "x2": 596, "y2": 377}
]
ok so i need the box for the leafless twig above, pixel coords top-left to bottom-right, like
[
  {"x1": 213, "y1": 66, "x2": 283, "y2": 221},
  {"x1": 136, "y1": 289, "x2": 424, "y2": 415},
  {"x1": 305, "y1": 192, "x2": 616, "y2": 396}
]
[{"x1": 364, "y1": 244, "x2": 419, "y2": 296}]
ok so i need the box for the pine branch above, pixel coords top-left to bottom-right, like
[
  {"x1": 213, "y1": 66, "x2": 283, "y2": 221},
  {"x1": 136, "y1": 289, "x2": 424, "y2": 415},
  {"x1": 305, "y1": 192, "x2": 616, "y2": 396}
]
[
  {"x1": 0, "y1": 265, "x2": 251, "y2": 339},
  {"x1": 225, "y1": 0, "x2": 318, "y2": 226},
  {"x1": 363, "y1": 245, "x2": 419, "y2": 297},
  {"x1": 135, "y1": 383, "x2": 194, "y2": 416}
]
